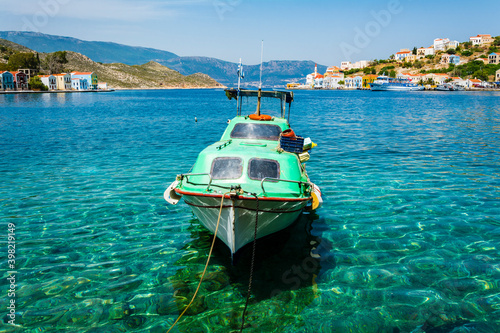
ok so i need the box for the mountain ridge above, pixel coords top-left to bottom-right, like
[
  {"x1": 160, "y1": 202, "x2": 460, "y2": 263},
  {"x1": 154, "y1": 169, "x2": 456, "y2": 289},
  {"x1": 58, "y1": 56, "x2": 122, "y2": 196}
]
[{"x1": 0, "y1": 31, "x2": 327, "y2": 87}]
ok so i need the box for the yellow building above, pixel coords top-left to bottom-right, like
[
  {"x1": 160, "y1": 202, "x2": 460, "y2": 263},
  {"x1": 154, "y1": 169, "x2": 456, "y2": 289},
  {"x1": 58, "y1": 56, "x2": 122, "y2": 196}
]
[{"x1": 362, "y1": 74, "x2": 378, "y2": 89}]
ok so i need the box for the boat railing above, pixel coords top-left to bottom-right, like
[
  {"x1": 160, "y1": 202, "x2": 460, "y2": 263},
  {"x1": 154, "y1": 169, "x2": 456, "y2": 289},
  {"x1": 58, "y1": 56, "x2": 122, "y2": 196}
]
[
  {"x1": 260, "y1": 177, "x2": 312, "y2": 196},
  {"x1": 180, "y1": 173, "x2": 215, "y2": 191}
]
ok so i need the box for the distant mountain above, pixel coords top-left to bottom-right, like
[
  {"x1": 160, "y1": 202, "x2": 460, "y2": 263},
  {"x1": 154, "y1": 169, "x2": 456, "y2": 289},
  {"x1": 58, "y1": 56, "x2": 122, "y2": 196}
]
[
  {"x1": 0, "y1": 31, "x2": 327, "y2": 87},
  {"x1": 0, "y1": 31, "x2": 178, "y2": 65},
  {"x1": 161, "y1": 57, "x2": 327, "y2": 87}
]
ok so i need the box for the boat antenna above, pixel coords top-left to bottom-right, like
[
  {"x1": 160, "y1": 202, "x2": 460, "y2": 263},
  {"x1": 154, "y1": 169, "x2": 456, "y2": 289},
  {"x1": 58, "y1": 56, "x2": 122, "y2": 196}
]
[
  {"x1": 237, "y1": 58, "x2": 244, "y2": 116},
  {"x1": 256, "y1": 40, "x2": 263, "y2": 115}
]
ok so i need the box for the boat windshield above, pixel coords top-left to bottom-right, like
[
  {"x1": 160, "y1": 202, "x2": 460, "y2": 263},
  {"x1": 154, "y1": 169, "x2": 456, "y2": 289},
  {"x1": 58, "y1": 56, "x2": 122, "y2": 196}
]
[
  {"x1": 230, "y1": 123, "x2": 282, "y2": 141},
  {"x1": 248, "y1": 158, "x2": 280, "y2": 180},
  {"x1": 211, "y1": 157, "x2": 243, "y2": 179}
]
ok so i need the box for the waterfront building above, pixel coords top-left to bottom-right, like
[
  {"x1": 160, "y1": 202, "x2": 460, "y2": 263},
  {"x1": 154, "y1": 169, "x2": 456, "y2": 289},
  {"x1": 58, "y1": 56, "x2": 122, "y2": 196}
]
[
  {"x1": 362, "y1": 74, "x2": 378, "y2": 89},
  {"x1": 71, "y1": 78, "x2": 88, "y2": 90},
  {"x1": 345, "y1": 76, "x2": 362, "y2": 89},
  {"x1": 71, "y1": 72, "x2": 98, "y2": 90},
  {"x1": 465, "y1": 78, "x2": 482, "y2": 88},
  {"x1": 18, "y1": 69, "x2": 37, "y2": 81},
  {"x1": 10, "y1": 71, "x2": 28, "y2": 90},
  {"x1": 323, "y1": 75, "x2": 343, "y2": 89},
  {"x1": 98, "y1": 82, "x2": 108, "y2": 90},
  {"x1": 39, "y1": 75, "x2": 57, "y2": 90},
  {"x1": 53, "y1": 73, "x2": 72, "y2": 90},
  {"x1": 1, "y1": 71, "x2": 15, "y2": 90},
  {"x1": 489, "y1": 53, "x2": 500, "y2": 65},
  {"x1": 395, "y1": 49, "x2": 412, "y2": 61},
  {"x1": 470, "y1": 34, "x2": 494, "y2": 46},
  {"x1": 451, "y1": 77, "x2": 466, "y2": 87},
  {"x1": 496, "y1": 69, "x2": 500, "y2": 82}
]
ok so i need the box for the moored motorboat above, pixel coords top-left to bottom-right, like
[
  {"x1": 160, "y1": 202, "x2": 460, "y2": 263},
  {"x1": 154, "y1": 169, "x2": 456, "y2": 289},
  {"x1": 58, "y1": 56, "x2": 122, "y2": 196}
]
[
  {"x1": 370, "y1": 75, "x2": 424, "y2": 91},
  {"x1": 164, "y1": 87, "x2": 321, "y2": 255}
]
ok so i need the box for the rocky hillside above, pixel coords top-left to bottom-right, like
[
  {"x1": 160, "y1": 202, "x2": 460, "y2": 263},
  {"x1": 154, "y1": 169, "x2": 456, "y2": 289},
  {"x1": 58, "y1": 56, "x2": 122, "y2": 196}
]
[
  {"x1": 0, "y1": 39, "x2": 224, "y2": 89},
  {"x1": 59, "y1": 52, "x2": 225, "y2": 89}
]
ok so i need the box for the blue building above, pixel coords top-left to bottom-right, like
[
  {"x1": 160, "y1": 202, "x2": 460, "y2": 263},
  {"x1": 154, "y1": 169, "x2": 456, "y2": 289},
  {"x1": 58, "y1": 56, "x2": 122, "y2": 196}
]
[
  {"x1": 1, "y1": 71, "x2": 15, "y2": 90},
  {"x1": 449, "y1": 55, "x2": 461, "y2": 65}
]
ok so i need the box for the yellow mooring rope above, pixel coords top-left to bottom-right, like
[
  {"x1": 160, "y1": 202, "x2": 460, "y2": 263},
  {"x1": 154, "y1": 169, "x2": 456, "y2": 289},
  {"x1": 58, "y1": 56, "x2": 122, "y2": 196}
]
[{"x1": 167, "y1": 192, "x2": 230, "y2": 333}]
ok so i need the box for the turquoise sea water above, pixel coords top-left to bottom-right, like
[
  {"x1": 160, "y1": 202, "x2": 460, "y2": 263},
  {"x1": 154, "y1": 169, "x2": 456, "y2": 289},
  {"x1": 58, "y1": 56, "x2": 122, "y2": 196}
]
[{"x1": 1, "y1": 89, "x2": 500, "y2": 332}]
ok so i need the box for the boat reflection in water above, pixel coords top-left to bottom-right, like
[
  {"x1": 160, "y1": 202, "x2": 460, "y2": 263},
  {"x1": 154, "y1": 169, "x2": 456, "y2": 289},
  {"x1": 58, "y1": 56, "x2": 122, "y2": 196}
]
[{"x1": 168, "y1": 211, "x2": 327, "y2": 330}]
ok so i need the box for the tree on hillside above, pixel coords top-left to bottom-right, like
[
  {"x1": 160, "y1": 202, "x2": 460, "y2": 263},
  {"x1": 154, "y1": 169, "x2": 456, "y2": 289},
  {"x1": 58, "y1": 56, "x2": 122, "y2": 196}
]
[
  {"x1": 45, "y1": 51, "x2": 68, "y2": 74},
  {"x1": 447, "y1": 49, "x2": 456, "y2": 55},
  {"x1": 389, "y1": 70, "x2": 396, "y2": 78},
  {"x1": 412, "y1": 47, "x2": 417, "y2": 55},
  {"x1": 7, "y1": 52, "x2": 40, "y2": 70}
]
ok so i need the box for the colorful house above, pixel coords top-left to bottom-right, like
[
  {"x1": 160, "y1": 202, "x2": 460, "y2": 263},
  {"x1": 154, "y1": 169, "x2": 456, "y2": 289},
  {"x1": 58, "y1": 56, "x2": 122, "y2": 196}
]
[
  {"x1": 10, "y1": 71, "x2": 28, "y2": 90},
  {"x1": 489, "y1": 53, "x2": 500, "y2": 65},
  {"x1": 71, "y1": 72, "x2": 98, "y2": 90},
  {"x1": 53, "y1": 73, "x2": 72, "y2": 90},
  {"x1": 362, "y1": 74, "x2": 378, "y2": 89},
  {"x1": 1, "y1": 71, "x2": 15, "y2": 90},
  {"x1": 345, "y1": 76, "x2": 362, "y2": 89},
  {"x1": 395, "y1": 49, "x2": 412, "y2": 61},
  {"x1": 39, "y1": 75, "x2": 57, "y2": 90},
  {"x1": 71, "y1": 78, "x2": 89, "y2": 90}
]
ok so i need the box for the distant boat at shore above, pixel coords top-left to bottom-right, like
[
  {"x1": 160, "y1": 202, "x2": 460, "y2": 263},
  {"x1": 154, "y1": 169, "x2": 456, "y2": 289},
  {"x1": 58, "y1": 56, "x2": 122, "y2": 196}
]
[{"x1": 371, "y1": 75, "x2": 424, "y2": 91}]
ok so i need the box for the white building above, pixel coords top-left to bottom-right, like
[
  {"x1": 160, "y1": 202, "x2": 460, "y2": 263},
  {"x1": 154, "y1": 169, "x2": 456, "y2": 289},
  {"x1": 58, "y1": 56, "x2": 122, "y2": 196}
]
[
  {"x1": 465, "y1": 78, "x2": 482, "y2": 88},
  {"x1": 323, "y1": 75, "x2": 343, "y2": 89},
  {"x1": 470, "y1": 34, "x2": 494, "y2": 46},
  {"x1": 98, "y1": 82, "x2": 108, "y2": 90},
  {"x1": 341, "y1": 61, "x2": 352, "y2": 70},
  {"x1": 496, "y1": 69, "x2": 500, "y2": 82},
  {"x1": 306, "y1": 64, "x2": 324, "y2": 87},
  {"x1": 39, "y1": 75, "x2": 57, "y2": 90},
  {"x1": 434, "y1": 38, "x2": 450, "y2": 52},
  {"x1": 417, "y1": 47, "x2": 435, "y2": 58}
]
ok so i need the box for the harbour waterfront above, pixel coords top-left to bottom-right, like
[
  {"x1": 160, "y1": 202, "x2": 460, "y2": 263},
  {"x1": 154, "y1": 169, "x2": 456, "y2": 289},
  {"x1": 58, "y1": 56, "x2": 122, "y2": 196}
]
[{"x1": 1, "y1": 89, "x2": 500, "y2": 332}]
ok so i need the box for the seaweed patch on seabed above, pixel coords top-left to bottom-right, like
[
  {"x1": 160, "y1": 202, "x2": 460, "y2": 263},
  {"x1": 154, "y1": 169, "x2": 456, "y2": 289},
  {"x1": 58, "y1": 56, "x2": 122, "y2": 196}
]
[{"x1": 165, "y1": 211, "x2": 326, "y2": 331}]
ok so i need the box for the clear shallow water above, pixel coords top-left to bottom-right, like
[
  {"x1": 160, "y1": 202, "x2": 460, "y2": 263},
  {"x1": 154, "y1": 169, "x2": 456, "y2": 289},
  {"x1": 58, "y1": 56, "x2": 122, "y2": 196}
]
[{"x1": 1, "y1": 89, "x2": 499, "y2": 332}]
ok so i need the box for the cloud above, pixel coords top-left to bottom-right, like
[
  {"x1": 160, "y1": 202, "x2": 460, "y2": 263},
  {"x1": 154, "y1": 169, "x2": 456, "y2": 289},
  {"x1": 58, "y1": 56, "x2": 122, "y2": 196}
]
[{"x1": 1, "y1": 0, "x2": 208, "y2": 22}]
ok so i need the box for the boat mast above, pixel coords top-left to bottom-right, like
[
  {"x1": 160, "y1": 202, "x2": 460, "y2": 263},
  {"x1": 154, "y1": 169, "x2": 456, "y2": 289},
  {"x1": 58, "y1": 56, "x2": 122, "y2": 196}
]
[
  {"x1": 237, "y1": 58, "x2": 244, "y2": 116},
  {"x1": 256, "y1": 40, "x2": 263, "y2": 116}
]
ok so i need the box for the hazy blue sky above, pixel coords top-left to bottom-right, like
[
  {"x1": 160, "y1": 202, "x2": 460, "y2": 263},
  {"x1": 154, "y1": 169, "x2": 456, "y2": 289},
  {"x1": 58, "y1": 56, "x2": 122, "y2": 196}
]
[{"x1": 1, "y1": 0, "x2": 499, "y2": 65}]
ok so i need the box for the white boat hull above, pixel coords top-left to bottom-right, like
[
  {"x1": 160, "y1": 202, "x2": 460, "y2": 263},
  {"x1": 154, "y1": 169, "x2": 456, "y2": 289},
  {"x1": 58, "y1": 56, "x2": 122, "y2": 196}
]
[
  {"x1": 371, "y1": 83, "x2": 424, "y2": 91},
  {"x1": 181, "y1": 193, "x2": 309, "y2": 254}
]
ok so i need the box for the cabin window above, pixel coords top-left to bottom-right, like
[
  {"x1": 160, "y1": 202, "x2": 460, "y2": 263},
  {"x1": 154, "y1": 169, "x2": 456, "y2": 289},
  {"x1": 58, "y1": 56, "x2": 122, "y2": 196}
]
[
  {"x1": 248, "y1": 158, "x2": 280, "y2": 181},
  {"x1": 211, "y1": 157, "x2": 243, "y2": 180},
  {"x1": 230, "y1": 123, "x2": 282, "y2": 141}
]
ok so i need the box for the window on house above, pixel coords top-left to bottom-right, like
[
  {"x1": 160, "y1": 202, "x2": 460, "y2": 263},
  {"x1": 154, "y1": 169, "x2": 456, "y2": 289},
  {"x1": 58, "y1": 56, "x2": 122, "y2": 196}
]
[
  {"x1": 248, "y1": 158, "x2": 280, "y2": 181},
  {"x1": 210, "y1": 157, "x2": 243, "y2": 180}
]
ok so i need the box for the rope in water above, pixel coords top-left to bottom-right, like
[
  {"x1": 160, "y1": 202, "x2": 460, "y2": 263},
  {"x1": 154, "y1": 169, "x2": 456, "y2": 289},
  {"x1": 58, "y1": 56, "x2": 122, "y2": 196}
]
[
  {"x1": 240, "y1": 194, "x2": 259, "y2": 332},
  {"x1": 166, "y1": 192, "x2": 230, "y2": 333}
]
